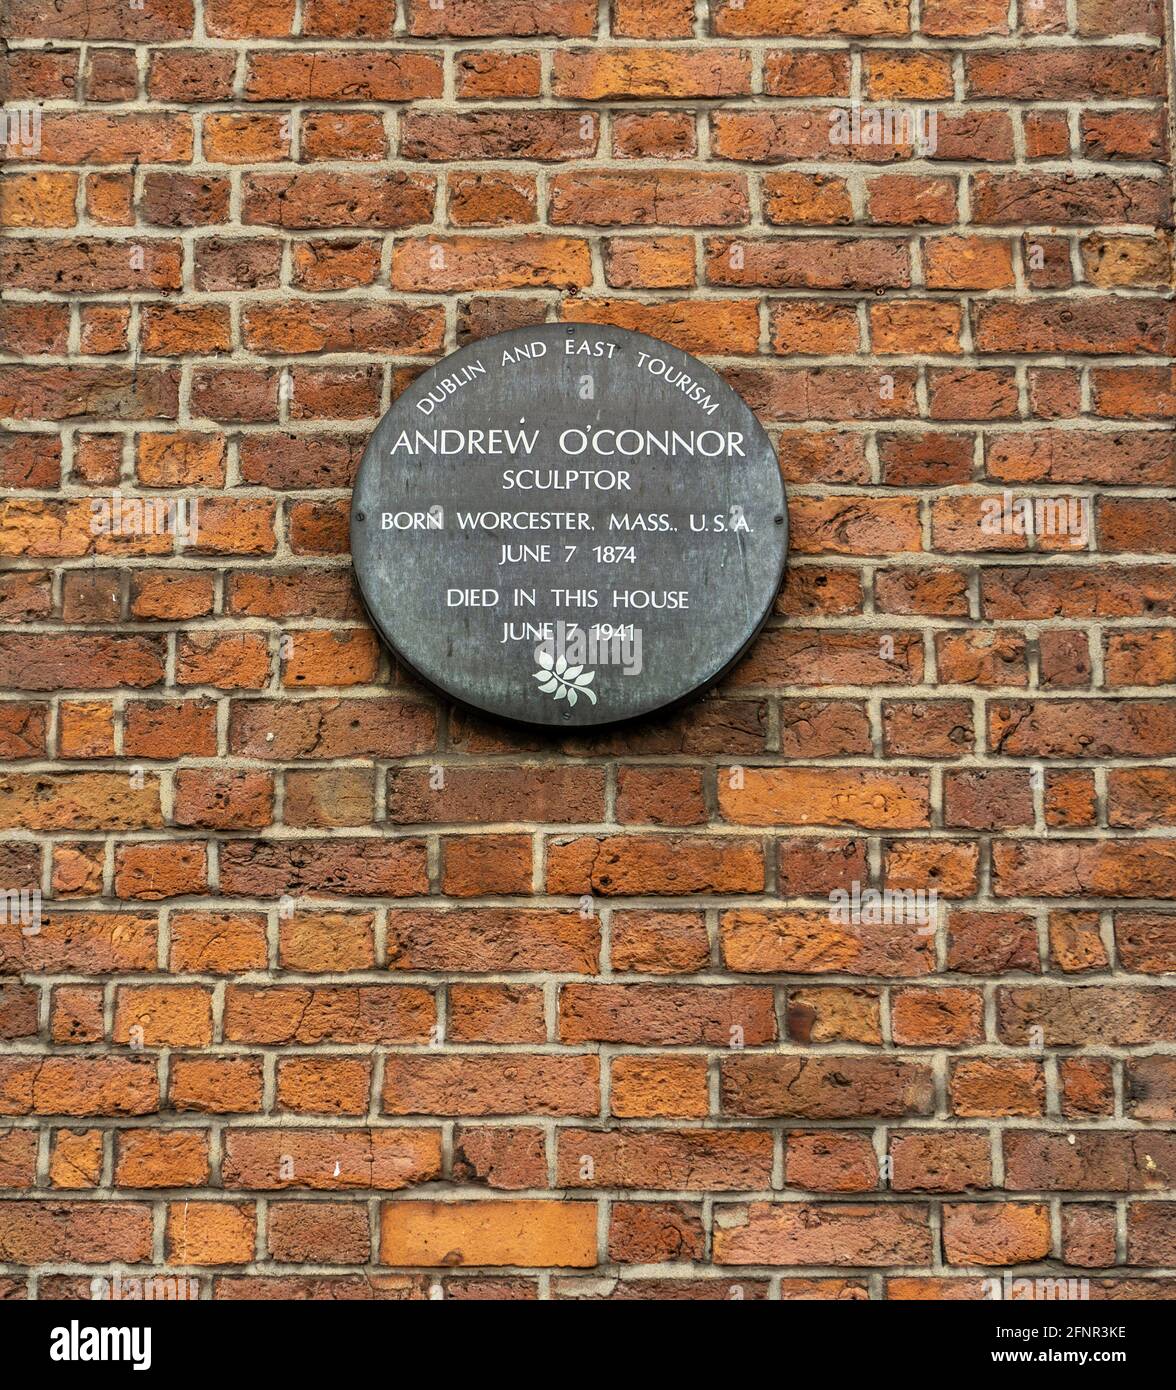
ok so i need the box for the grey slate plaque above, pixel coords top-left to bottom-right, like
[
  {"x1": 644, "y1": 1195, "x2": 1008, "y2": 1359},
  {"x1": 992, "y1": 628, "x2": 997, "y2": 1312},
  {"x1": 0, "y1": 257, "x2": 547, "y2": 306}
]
[{"x1": 351, "y1": 323, "x2": 788, "y2": 728}]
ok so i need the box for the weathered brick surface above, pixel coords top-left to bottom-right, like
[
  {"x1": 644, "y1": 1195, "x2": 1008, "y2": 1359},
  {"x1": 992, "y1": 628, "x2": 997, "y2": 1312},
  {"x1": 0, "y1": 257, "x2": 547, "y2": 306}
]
[{"x1": 0, "y1": 0, "x2": 1173, "y2": 1301}]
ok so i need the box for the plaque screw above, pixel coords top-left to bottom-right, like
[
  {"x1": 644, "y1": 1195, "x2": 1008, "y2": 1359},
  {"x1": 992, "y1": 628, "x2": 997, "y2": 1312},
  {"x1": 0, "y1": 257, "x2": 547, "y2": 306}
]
[
  {"x1": 774, "y1": 515, "x2": 784, "y2": 524},
  {"x1": 356, "y1": 512, "x2": 366, "y2": 522}
]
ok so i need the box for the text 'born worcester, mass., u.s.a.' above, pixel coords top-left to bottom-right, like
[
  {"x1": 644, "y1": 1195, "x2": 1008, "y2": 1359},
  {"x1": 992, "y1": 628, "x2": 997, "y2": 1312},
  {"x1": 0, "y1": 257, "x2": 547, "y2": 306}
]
[{"x1": 351, "y1": 323, "x2": 789, "y2": 728}]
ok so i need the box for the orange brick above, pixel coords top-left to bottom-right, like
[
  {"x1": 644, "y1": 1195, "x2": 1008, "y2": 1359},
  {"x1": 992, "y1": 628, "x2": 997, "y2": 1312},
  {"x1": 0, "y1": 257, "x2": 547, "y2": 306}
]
[{"x1": 379, "y1": 1200, "x2": 598, "y2": 1268}]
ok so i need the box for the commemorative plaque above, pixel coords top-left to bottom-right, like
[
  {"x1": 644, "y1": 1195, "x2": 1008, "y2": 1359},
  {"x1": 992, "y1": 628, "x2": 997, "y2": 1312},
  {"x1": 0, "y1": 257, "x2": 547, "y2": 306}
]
[{"x1": 351, "y1": 324, "x2": 788, "y2": 728}]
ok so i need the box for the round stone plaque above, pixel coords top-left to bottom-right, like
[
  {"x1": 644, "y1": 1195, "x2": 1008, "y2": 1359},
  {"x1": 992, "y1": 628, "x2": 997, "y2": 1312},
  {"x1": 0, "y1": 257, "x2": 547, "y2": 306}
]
[{"x1": 351, "y1": 323, "x2": 788, "y2": 728}]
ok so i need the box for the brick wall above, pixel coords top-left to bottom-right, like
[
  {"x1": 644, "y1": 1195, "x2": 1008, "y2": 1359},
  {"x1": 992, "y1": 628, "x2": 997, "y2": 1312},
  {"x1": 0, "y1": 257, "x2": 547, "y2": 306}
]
[{"x1": 1, "y1": 0, "x2": 1175, "y2": 1300}]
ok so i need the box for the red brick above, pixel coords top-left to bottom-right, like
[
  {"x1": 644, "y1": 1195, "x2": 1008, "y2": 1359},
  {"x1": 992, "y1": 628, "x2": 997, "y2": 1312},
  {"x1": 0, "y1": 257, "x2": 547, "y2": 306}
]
[
  {"x1": 0, "y1": 1202, "x2": 153, "y2": 1264},
  {"x1": 714, "y1": 1204, "x2": 931, "y2": 1265}
]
